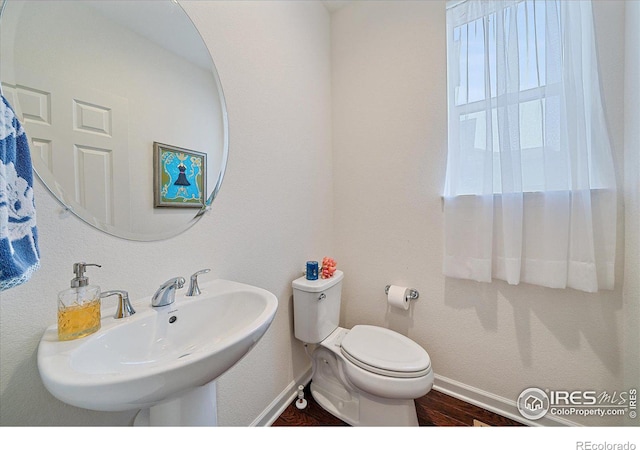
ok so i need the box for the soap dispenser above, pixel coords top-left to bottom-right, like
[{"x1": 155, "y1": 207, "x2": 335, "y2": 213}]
[{"x1": 57, "y1": 262, "x2": 102, "y2": 341}]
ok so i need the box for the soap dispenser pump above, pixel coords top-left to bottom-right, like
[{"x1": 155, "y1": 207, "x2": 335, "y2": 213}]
[{"x1": 57, "y1": 262, "x2": 102, "y2": 341}]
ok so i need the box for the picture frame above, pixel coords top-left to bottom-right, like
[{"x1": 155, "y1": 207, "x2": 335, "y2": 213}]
[{"x1": 153, "y1": 142, "x2": 207, "y2": 208}]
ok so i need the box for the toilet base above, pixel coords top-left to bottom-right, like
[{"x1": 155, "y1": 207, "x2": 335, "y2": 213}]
[
  {"x1": 309, "y1": 344, "x2": 420, "y2": 426},
  {"x1": 310, "y1": 380, "x2": 419, "y2": 426}
]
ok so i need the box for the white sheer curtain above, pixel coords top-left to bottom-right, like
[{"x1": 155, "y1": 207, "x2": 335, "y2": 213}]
[{"x1": 443, "y1": 0, "x2": 617, "y2": 293}]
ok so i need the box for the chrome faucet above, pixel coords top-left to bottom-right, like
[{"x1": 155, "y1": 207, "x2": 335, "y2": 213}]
[
  {"x1": 187, "y1": 269, "x2": 211, "y2": 297},
  {"x1": 100, "y1": 290, "x2": 136, "y2": 319},
  {"x1": 151, "y1": 277, "x2": 185, "y2": 307}
]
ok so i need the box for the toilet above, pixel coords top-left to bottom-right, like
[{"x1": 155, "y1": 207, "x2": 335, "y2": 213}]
[{"x1": 293, "y1": 270, "x2": 433, "y2": 426}]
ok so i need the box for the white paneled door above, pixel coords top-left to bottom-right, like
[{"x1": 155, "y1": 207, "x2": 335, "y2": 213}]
[{"x1": 3, "y1": 73, "x2": 130, "y2": 231}]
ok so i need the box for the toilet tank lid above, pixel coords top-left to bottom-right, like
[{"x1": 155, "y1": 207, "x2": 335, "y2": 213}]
[{"x1": 292, "y1": 270, "x2": 344, "y2": 292}]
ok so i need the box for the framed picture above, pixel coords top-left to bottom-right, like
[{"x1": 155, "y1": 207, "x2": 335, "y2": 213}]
[{"x1": 153, "y1": 142, "x2": 207, "y2": 208}]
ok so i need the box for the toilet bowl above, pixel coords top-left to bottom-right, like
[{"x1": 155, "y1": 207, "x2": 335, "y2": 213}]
[{"x1": 292, "y1": 271, "x2": 433, "y2": 426}]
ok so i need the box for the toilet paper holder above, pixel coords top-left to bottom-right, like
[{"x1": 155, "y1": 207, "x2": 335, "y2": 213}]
[{"x1": 384, "y1": 285, "x2": 419, "y2": 300}]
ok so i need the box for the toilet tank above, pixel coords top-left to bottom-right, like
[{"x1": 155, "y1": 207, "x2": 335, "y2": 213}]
[{"x1": 292, "y1": 270, "x2": 344, "y2": 343}]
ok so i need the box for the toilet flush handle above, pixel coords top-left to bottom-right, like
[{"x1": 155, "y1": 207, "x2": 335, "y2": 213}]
[{"x1": 318, "y1": 293, "x2": 326, "y2": 301}]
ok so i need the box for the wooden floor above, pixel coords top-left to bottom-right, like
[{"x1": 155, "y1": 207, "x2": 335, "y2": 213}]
[{"x1": 272, "y1": 384, "x2": 525, "y2": 427}]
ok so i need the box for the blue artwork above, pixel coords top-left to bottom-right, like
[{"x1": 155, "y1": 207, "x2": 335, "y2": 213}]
[{"x1": 154, "y1": 143, "x2": 206, "y2": 208}]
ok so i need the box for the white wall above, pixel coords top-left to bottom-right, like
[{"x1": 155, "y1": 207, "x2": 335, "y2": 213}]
[
  {"x1": 332, "y1": 0, "x2": 635, "y2": 426},
  {"x1": 0, "y1": 0, "x2": 331, "y2": 426},
  {"x1": 623, "y1": 0, "x2": 640, "y2": 399}
]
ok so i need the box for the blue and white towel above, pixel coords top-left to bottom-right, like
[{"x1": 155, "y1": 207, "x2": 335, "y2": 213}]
[{"x1": 0, "y1": 94, "x2": 40, "y2": 292}]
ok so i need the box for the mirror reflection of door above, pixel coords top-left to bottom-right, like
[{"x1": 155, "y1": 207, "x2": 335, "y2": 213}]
[
  {"x1": 0, "y1": 0, "x2": 228, "y2": 241},
  {"x1": 3, "y1": 74, "x2": 130, "y2": 230}
]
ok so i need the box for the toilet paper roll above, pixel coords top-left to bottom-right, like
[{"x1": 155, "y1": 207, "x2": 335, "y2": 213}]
[{"x1": 387, "y1": 285, "x2": 410, "y2": 310}]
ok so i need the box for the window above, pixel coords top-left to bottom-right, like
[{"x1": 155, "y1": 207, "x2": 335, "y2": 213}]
[
  {"x1": 443, "y1": 0, "x2": 617, "y2": 293},
  {"x1": 444, "y1": 0, "x2": 614, "y2": 196},
  {"x1": 450, "y1": 1, "x2": 560, "y2": 194}
]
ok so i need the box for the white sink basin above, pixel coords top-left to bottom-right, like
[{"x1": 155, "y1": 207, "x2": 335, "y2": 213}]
[{"x1": 38, "y1": 279, "x2": 278, "y2": 418}]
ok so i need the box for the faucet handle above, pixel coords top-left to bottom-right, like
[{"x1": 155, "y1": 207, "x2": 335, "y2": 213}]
[
  {"x1": 101, "y1": 290, "x2": 136, "y2": 319},
  {"x1": 187, "y1": 269, "x2": 211, "y2": 297}
]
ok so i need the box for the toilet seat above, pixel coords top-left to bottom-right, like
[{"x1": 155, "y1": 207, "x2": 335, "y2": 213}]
[{"x1": 340, "y1": 325, "x2": 431, "y2": 379}]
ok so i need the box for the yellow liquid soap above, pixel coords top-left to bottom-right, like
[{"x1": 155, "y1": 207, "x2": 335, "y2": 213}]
[{"x1": 58, "y1": 299, "x2": 101, "y2": 341}]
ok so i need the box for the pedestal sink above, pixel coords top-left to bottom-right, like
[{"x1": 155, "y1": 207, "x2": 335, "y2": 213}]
[{"x1": 37, "y1": 279, "x2": 278, "y2": 426}]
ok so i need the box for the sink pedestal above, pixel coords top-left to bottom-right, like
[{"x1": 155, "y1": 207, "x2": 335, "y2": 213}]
[{"x1": 133, "y1": 381, "x2": 218, "y2": 426}]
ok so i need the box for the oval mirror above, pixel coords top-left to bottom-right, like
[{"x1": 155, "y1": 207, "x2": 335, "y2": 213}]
[{"x1": 0, "y1": 0, "x2": 228, "y2": 241}]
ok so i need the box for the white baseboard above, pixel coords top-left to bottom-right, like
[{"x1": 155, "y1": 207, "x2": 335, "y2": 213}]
[
  {"x1": 433, "y1": 374, "x2": 581, "y2": 427},
  {"x1": 252, "y1": 370, "x2": 581, "y2": 427},
  {"x1": 250, "y1": 368, "x2": 312, "y2": 427}
]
